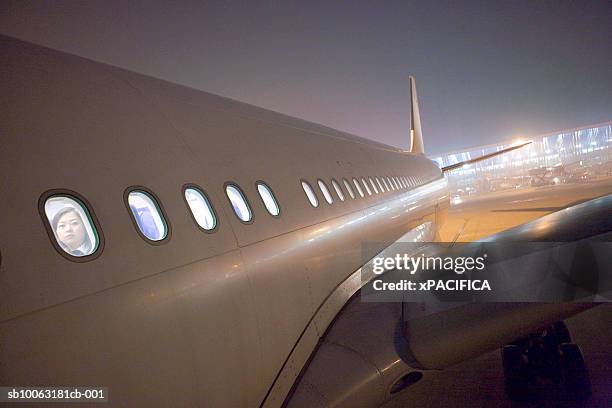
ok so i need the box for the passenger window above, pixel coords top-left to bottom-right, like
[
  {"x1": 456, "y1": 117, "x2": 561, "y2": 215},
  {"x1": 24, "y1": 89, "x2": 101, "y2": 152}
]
[
  {"x1": 225, "y1": 184, "x2": 253, "y2": 222},
  {"x1": 302, "y1": 180, "x2": 319, "y2": 207},
  {"x1": 375, "y1": 177, "x2": 384, "y2": 193},
  {"x1": 387, "y1": 177, "x2": 395, "y2": 190},
  {"x1": 127, "y1": 190, "x2": 169, "y2": 241},
  {"x1": 184, "y1": 186, "x2": 217, "y2": 230},
  {"x1": 382, "y1": 177, "x2": 390, "y2": 191},
  {"x1": 343, "y1": 178, "x2": 355, "y2": 199},
  {"x1": 352, "y1": 178, "x2": 365, "y2": 197},
  {"x1": 318, "y1": 179, "x2": 334, "y2": 204},
  {"x1": 331, "y1": 179, "x2": 345, "y2": 201},
  {"x1": 361, "y1": 178, "x2": 372, "y2": 196},
  {"x1": 393, "y1": 177, "x2": 400, "y2": 189},
  {"x1": 256, "y1": 182, "x2": 281, "y2": 216},
  {"x1": 43, "y1": 195, "x2": 100, "y2": 257},
  {"x1": 369, "y1": 177, "x2": 379, "y2": 194}
]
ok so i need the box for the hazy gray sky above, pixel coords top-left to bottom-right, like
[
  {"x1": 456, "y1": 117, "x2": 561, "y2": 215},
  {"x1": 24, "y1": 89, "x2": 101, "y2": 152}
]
[{"x1": 2, "y1": 1, "x2": 610, "y2": 154}]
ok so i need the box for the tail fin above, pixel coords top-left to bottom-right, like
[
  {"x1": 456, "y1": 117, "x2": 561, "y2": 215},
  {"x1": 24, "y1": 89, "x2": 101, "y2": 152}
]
[{"x1": 409, "y1": 76, "x2": 425, "y2": 154}]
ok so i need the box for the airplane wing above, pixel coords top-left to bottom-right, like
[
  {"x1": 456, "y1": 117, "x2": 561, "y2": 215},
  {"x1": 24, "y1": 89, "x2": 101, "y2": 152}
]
[
  {"x1": 283, "y1": 193, "x2": 612, "y2": 407},
  {"x1": 441, "y1": 141, "x2": 532, "y2": 173}
]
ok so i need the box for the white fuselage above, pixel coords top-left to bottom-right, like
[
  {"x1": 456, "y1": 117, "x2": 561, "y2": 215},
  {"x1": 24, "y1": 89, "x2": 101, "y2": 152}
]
[{"x1": 0, "y1": 35, "x2": 449, "y2": 407}]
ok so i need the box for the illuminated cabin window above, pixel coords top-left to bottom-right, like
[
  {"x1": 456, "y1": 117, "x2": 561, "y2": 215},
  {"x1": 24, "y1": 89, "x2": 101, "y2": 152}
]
[
  {"x1": 343, "y1": 178, "x2": 355, "y2": 199},
  {"x1": 403, "y1": 176, "x2": 409, "y2": 187},
  {"x1": 352, "y1": 178, "x2": 365, "y2": 197},
  {"x1": 225, "y1": 184, "x2": 253, "y2": 222},
  {"x1": 184, "y1": 186, "x2": 217, "y2": 230},
  {"x1": 256, "y1": 182, "x2": 280, "y2": 216},
  {"x1": 381, "y1": 177, "x2": 389, "y2": 191},
  {"x1": 302, "y1": 180, "x2": 319, "y2": 207},
  {"x1": 331, "y1": 179, "x2": 345, "y2": 201},
  {"x1": 393, "y1": 177, "x2": 400, "y2": 189},
  {"x1": 361, "y1": 178, "x2": 372, "y2": 196},
  {"x1": 376, "y1": 177, "x2": 384, "y2": 193},
  {"x1": 369, "y1": 177, "x2": 379, "y2": 194},
  {"x1": 387, "y1": 177, "x2": 395, "y2": 190},
  {"x1": 398, "y1": 177, "x2": 406, "y2": 189},
  {"x1": 127, "y1": 190, "x2": 169, "y2": 241},
  {"x1": 43, "y1": 195, "x2": 99, "y2": 257},
  {"x1": 318, "y1": 179, "x2": 334, "y2": 204}
]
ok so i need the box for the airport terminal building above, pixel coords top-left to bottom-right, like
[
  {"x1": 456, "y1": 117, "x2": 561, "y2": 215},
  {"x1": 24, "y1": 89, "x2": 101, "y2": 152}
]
[{"x1": 431, "y1": 122, "x2": 612, "y2": 200}]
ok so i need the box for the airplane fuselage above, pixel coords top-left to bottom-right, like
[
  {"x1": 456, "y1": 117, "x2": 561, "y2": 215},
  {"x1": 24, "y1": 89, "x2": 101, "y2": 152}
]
[{"x1": 0, "y1": 36, "x2": 449, "y2": 407}]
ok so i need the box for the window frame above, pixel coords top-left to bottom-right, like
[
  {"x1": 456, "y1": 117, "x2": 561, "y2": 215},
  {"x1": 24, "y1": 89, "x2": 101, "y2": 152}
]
[
  {"x1": 182, "y1": 183, "x2": 219, "y2": 233},
  {"x1": 352, "y1": 177, "x2": 365, "y2": 197},
  {"x1": 360, "y1": 177, "x2": 372, "y2": 196},
  {"x1": 255, "y1": 180, "x2": 281, "y2": 218},
  {"x1": 301, "y1": 179, "x2": 319, "y2": 208},
  {"x1": 223, "y1": 182, "x2": 254, "y2": 224},
  {"x1": 342, "y1": 178, "x2": 355, "y2": 199},
  {"x1": 376, "y1": 177, "x2": 384, "y2": 193},
  {"x1": 369, "y1": 177, "x2": 379, "y2": 194},
  {"x1": 124, "y1": 186, "x2": 172, "y2": 245},
  {"x1": 331, "y1": 178, "x2": 345, "y2": 201},
  {"x1": 317, "y1": 179, "x2": 334, "y2": 205},
  {"x1": 382, "y1": 177, "x2": 390, "y2": 191},
  {"x1": 39, "y1": 189, "x2": 105, "y2": 262}
]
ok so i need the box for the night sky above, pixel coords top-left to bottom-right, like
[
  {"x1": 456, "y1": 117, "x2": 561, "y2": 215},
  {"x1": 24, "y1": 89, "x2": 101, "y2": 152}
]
[{"x1": 1, "y1": 1, "x2": 610, "y2": 154}]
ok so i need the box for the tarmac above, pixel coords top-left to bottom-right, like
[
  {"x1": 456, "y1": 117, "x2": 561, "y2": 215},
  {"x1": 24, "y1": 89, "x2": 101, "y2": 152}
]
[{"x1": 383, "y1": 178, "x2": 612, "y2": 407}]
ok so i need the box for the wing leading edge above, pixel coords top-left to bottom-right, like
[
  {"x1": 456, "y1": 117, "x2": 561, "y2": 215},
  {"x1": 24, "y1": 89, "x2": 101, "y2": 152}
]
[{"x1": 441, "y1": 141, "x2": 532, "y2": 172}]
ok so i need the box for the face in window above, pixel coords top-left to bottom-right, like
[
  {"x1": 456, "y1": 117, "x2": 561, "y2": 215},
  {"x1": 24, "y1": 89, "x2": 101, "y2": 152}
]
[{"x1": 52, "y1": 208, "x2": 90, "y2": 255}]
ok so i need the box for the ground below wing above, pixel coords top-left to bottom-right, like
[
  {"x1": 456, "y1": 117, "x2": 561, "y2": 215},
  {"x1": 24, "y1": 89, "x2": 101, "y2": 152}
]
[{"x1": 440, "y1": 177, "x2": 612, "y2": 242}]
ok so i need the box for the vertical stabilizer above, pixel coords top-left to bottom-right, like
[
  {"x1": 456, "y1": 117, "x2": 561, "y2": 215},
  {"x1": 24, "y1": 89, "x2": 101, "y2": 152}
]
[{"x1": 409, "y1": 76, "x2": 425, "y2": 154}]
